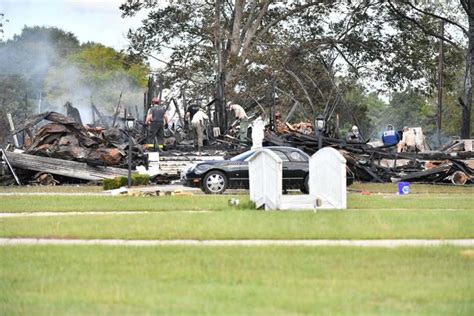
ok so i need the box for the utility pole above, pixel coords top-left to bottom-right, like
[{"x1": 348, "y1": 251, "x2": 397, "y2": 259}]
[
  {"x1": 437, "y1": 20, "x2": 444, "y2": 146},
  {"x1": 272, "y1": 78, "x2": 276, "y2": 131},
  {"x1": 215, "y1": 0, "x2": 226, "y2": 132}
]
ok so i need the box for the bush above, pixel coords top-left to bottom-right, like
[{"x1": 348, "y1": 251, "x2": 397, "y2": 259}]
[
  {"x1": 103, "y1": 174, "x2": 150, "y2": 190},
  {"x1": 132, "y1": 173, "x2": 150, "y2": 186}
]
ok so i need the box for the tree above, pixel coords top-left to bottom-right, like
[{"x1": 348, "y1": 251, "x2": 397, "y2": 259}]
[
  {"x1": 0, "y1": 26, "x2": 80, "y2": 144},
  {"x1": 122, "y1": 1, "x2": 469, "y2": 136},
  {"x1": 384, "y1": 0, "x2": 472, "y2": 138}
]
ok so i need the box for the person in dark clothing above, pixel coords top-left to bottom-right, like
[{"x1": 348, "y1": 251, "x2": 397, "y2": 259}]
[
  {"x1": 186, "y1": 103, "x2": 201, "y2": 121},
  {"x1": 145, "y1": 98, "x2": 168, "y2": 151}
]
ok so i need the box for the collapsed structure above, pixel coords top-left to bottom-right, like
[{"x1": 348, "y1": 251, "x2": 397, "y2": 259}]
[{"x1": 1, "y1": 95, "x2": 473, "y2": 186}]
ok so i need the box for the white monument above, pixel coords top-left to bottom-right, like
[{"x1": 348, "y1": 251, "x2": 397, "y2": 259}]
[
  {"x1": 251, "y1": 116, "x2": 265, "y2": 149},
  {"x1": 247, "y1": 147, "x2": 347, "y2": 210},
  {"x1": 246, "y1": 148, "x2": 282, "y2": 210},
  {"x1": 309, "y1": 147, "x2": 347, "y2": 209}
]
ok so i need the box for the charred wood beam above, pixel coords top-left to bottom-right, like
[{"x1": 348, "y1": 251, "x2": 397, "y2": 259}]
[
  {"x1": 111, "y1": 91, "x2": 123, "y2": 127},
  {"x1": 11, "y1": 112, "x2": 81, "y2": 135},
  {"x1": 399, "y1": 163, "x2": 452, "y2": 182},
  {"x1": 4, "y1": 151, "x2": 128, "y2": 181}
]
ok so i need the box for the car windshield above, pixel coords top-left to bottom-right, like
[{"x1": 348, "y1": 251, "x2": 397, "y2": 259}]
[
  {"x1": 229, "y1": 147, "x2": 310, "y2": 162},
  {"x1": 230, "y1": 150, "x2": 256, "y2": 161}
]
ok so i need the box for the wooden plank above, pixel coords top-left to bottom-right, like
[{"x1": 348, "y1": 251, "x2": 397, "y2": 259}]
[{"x1": 4, "y1": 152, "x2": 128, "y2": 181}]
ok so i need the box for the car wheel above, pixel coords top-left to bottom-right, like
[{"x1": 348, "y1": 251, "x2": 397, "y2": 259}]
[
  {"x1": 301, "y1": 174, "x2": 309, "y2": 194},
  {"x1": 203, "y1": 170, "x2": 228, "y2": 194}
]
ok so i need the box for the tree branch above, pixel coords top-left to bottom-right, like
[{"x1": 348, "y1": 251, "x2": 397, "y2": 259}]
[
  {"x1": 284, "y1": 68, "x2": 316, "y2": 114},
  {"x1": 239, "y1": 0, "x2": 271, "y2": 62},
  {"x1": 402, "y1": 0, "x2": 468, "y2": 36},
  {"x1": 241, "y1": 0, "x2": 259, "y2": 41},
  {"x1": 460, "y1": 0, "x2": 469, "y2": 14},
  {"x1": 256, "y1": 1, "x2": 324, "y2": 42},
  {"x1": 230, "y1": 0, "x2": 245, "y2": 55},
  {"x1": 387, "y1": 0, "x2": 460, "y2": 47}
]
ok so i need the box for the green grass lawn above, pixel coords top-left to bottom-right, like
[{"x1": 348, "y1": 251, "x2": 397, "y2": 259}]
[
  {"x1": 350, "y1": 182, "x2": 474, "y2": 194},
  {"x1": 1, "y1": 209, "x2": 473, "y2": 240},
  {"x1": 1, "y1": 184, "x2": 473, "y2": 315},
  {"x1": 0, "y1": 191, "x2": 473, "y2": 213},
  {"x1": 1, "y1": 246, "x2": 473, "y2": 315},
  {"x1": 1, "y1": 192, "x2": 473, "y2": 240},
  {"x1": 0, "y1": 185, "x2": 103, "y2": 193}
]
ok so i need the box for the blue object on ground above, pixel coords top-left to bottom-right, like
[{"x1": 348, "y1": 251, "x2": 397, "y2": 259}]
[{"x1": 398, "y1": 182, "x2": 410, "y2": 195}]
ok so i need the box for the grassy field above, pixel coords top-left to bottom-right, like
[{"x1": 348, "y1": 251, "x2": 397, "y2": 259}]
[
  {"x1": 1, "y1": 209, "x2": 473, "y2": 240},
  {"x1": 350, "y1": 182, "x2": 474, "y2": 194},
  {"x1": 0, "y1": 190, "x2": 473, "y2": 213},
  {"x1": 0, "y1": 184, "x2": 103, "y2": 193},
  {"x1": 1, "y1": 246, "x2": 473, "y2": 315},
  {"x1": 0, "y1": 192, "x2": 473, "y2": 239},
  {"x1": 1, "y1": 190, "x2": 474, "y2": 239},
  {"x1": 1, "y1": 183, "x2": 473, "y2": 315},
  {"x1": 0, "y1": 182, "x2": 471, "y2": 194}
]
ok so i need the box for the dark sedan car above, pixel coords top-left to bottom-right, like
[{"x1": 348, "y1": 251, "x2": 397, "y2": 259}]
[{"x1": 182, "y1": 146, "x2": 311, "y2": 194}]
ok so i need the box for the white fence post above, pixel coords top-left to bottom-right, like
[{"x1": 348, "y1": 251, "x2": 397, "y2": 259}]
[
  {"x1": 247, "y1": 148, "x2": 282, "y2": 210},
  {"x1": 309, "y1": 147, "x2": 347, "y2": 209}
]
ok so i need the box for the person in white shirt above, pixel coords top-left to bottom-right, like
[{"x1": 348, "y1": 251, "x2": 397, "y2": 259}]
[
  {"x1": 191, "y1": 108, "x2": 209, "y2": 151},
  {"x1": 228, "y1": 103, "x2": 249, "y2": 141},
  {"x1": 398, "y1": 126, "x2": 417, "y2": 152}
]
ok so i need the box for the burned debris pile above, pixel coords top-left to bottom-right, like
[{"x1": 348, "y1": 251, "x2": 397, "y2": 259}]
[
  {"x1": 1, "y1": 111, "x2": 147, "y2": 185},
  {"x1": 12, "y1": 111, "x2": 146, "y2": 167},
  {"x1": 1, "y1": 94, "x2": 473, "y2": 187},
  {"x1": 263, "y1": 130, "x2": 474, "y2": 185}
]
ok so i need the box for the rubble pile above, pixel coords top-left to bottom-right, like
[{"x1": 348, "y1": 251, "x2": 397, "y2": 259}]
[
  {"x1": 0, "y1": 111, "x2": 149, "y2": 185},
  {"x1": 1, "y1": 101, "x2": 473, "y2": 187},
  {"x1": 263, "y1": 130, "x2": 474, "y2": 185},
  {"x1": 13, "y1": 112, "x2": 146, "y2": 167}
]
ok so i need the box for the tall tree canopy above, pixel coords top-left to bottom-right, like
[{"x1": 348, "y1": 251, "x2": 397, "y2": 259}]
[{"x1": 122, "y1": 0, "x2": 471, "y2": 138}]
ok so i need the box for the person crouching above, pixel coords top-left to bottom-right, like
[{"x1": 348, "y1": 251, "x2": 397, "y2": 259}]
[{"x1": 191, "y1": 108, "x2": 209, "y2": 152}]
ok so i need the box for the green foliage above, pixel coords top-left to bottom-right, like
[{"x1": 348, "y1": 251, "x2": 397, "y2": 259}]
[
  {"x1": 0, "y1": 26, "x2": 81, "y2": 145},
  {"x1": 131, "y1": 173, "x2": 150, "y2": 186},
  {"x1": 339, "y1": 83, "x2": 372, "y2": 137},
  {"x1": 121, "y1": 2, "x2": 469, "y2": 139},
  {"x1": 102, "y1": 177, "x2": 125, "y2": 190},
  {"x1": 103, "y1": 173, "x2": 150, "y2": 190},
  {"x1": 388, "y1": 89, "x2": 436, "y2": 134}
]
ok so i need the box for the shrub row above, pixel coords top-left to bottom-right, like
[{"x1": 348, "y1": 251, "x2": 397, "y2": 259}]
[{"x1": 103, "y1": 174, "x2": 150, "y2": 190}]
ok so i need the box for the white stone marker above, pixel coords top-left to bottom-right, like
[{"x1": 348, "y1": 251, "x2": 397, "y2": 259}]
[
  {"x1": 309, "y1": 147, "x2": 347, "y2": 209},
  {"x1": 246, "y1": 148, "x2": 282, "y2": 210},
  {"x1": 251, "y1": 116, "x2": 265, "y2": 149}
]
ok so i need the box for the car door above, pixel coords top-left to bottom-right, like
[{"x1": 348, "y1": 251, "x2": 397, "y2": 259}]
[
  {"x1": 279, "y1": 149, "x2": 308, "y2": 187},
  {"x1": 269, "y1": 149, "x2": 292, "y2": 187},
  {"x1": 228, "y1": 150, "x2": 255, "y2": 187}
]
